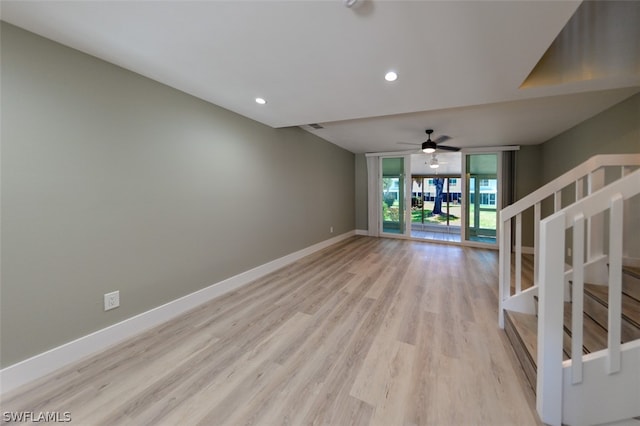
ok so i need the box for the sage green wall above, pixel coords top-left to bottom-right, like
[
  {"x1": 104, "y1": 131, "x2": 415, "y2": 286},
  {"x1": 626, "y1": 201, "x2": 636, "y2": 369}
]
[
  {"x1": 514, "y1": 145, "x2": 543, "y2": 247},
  {"x1": 540, "y1": 93, "x2": 640, "y2": 182},
  {"x1": 0, "y1": 23, "x2": 355, "y2": 367},
  {"x1": 354, "y1": 154, "x2": 368, "y2": 230},
  {"x1": 513, "y1": 94, "x2": 639, "y2": 248},
  {"x1": 539, "y1": 92, "x2": 640, "y2": 260}
]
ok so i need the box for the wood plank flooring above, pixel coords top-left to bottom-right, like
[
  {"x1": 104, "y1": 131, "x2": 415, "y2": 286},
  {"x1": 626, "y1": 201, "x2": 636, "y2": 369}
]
[{"x1": 1, "y1": 236, "x2": 541, "y2": 425}]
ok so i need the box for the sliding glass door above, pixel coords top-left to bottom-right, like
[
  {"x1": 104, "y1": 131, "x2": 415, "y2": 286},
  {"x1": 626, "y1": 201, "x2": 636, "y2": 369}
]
[
  {"x1": 464, "y1": 153, "x2": 498, "y2": 243},
  {"x1": 411, "y1": 176, "x2": 461, "y2": 241},
  {"x1": 368, "y1": 150, "x2": 509, "y2": 245},
  {"x1": 381, "y1": 157, "x2": 406, "y2": 234}
]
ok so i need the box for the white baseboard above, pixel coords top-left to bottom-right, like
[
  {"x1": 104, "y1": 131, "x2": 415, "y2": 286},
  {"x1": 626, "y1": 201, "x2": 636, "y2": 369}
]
[
  {"x1": 0, "y1": 230, "x2": 356, "y2": 395},
  {"x1": 355, "y1": 229, "x2": 369, "y2": 236}
]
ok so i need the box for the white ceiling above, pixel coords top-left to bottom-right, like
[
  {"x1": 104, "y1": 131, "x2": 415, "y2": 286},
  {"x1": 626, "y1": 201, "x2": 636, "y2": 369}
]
[{"x1": 2, "y1": 1, "x2": 639, "y2": 154}]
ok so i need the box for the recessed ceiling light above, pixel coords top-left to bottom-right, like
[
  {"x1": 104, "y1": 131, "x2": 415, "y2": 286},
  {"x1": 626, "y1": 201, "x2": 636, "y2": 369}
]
[
  {"x1": 385, "y1": 71, "x2": 398, "y2": 82},
  {"x1": 255, "y1": 97, "x2": 267, "y2": 105}
]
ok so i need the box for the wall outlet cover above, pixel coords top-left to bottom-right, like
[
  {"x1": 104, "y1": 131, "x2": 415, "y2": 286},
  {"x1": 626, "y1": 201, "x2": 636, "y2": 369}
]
[{"x1": 104, "y1": 291, "x2": 120, "y2": 311}]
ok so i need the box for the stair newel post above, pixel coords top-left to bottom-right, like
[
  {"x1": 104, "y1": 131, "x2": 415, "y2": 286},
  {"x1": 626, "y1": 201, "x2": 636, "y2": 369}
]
[
  {"x1": 499, "y1": 211, "x2": 511, "y2": 328},
  {"x1": 537, "y1": 211, "x2": 566, "y2": 426},
  {"x1": 607, "y1": 194, "x2": 623, "y2": 374},
  {"x1": 571, "y1": 213, "x2": 585, "y2": 384}
]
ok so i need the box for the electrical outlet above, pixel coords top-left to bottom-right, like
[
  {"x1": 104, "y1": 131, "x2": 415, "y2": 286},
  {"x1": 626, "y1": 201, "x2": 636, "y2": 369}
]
[
  {"x1": 104, "y1": 291, "x2": 120, "y2": 311},
  {"x1": 330, "y1": 226, "x2": 334, "y2": 233}
]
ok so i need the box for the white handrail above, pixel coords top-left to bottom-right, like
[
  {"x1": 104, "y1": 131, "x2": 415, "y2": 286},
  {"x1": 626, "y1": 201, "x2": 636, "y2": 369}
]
[
  {"x1": 552, "y1": 170, "x2": 640, "y2": 226},
  {"x1": 501, "y1": 154, "x2": 640, "y2": 221}
]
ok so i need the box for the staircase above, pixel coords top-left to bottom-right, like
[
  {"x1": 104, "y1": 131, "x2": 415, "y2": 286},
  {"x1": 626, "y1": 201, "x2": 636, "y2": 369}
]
[
  {"x1": 498, "y1": 154, "x2": 640, "y2": 426},
  {"x1": 504, "y1": 266, "x2": 640, "y2": 392}
]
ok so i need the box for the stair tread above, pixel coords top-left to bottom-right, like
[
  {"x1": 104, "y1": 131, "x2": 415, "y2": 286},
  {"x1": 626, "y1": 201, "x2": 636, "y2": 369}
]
[
  {"x1": 504, "y1": 265, "x2": 640, "y2": 394},
  {"x1": 506, "y1": 304, "x2": 608, "y2": 365},
  {"x1": 582, "y1": 286, "x2": 640, "y2": 343},
  {"x1": 622, "y1": 266, "x2": 640, "y2": 302},
  {"x1": 505, "y1": 310, "x2": 572, "y2": 365},
  {"x1": 505, "y1": 310, "x2": 539, "y2": 365},
  {"x1": 584, "y1": 283, "x2": 640, "y2": 329},
  {"x1": 563, "y1": 302, "x2": 609, "y2": 354},
  {"x1": 623, "y1": 265, "x2": 640, "y2": 280},
  {"x1": 504, "y1": 310, "x2": 538, "y2": 390}
]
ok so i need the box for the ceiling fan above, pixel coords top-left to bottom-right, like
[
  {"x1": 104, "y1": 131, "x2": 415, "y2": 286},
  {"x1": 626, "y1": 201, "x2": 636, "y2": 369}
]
[
  {"x1": 397, "y1": 129, "x2": 460, "y2": 153},
  {"x1": 426, "y1": 153, "x2": 447, "y2": 169}
]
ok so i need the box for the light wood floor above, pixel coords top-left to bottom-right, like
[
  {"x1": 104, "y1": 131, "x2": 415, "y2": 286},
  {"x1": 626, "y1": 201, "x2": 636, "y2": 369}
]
[{"x1": 1, "y1": 236, "x2": 541, "y2": 425}]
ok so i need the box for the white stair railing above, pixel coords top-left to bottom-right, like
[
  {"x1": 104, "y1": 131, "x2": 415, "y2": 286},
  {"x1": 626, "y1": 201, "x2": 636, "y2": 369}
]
[
  {"x1": 536, "y1": 168, "x2": 640, "y2": 426},
  {"x1": 498, "y1": 154, "x2": 640, "y2": 327}
]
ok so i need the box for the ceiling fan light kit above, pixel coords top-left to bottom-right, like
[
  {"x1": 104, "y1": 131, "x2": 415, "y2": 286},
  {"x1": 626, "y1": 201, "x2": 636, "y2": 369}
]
[
  {"x1": 429, "y1": 154, "x2": 440, "y2": 168},
  {"x1": 422, "y1": 140, "x2": 436, "y2": 153},
  {"x1": 419, "y1": 129, "x2": 459, "y2": 154},
  {"x1": 422, "y1": 129, "x2": 436, "y2": 153},
  {"x1": 396, "y1": 128, "x2": 461, "y2": 154}
]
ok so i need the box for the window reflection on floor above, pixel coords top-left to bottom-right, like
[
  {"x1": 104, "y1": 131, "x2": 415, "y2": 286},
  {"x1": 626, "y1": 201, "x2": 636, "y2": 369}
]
[{"x1": 410, "y1": 226, "x2": 496, "y2": 244}]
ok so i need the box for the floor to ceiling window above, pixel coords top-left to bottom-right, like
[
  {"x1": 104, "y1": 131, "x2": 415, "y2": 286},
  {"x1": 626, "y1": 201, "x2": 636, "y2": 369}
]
[
  {"x1": 381, "y1": 157, "x2": 405, "y2": 235},
  {"x1": 368, "y1": 149, "x2": 511, "y2": 245},
  {"x1": 464, "y1": 153, "x2": 498, "y2": 243}
]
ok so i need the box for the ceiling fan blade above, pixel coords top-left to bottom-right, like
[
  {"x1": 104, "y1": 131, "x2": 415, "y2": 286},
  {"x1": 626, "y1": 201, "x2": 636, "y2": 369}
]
[
  {"x1": 437, "y1": 145, "x2": 460, "y2": 152},
  {"x1": 433, "y1": 135, "x2": 451, "y2": 144}
]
